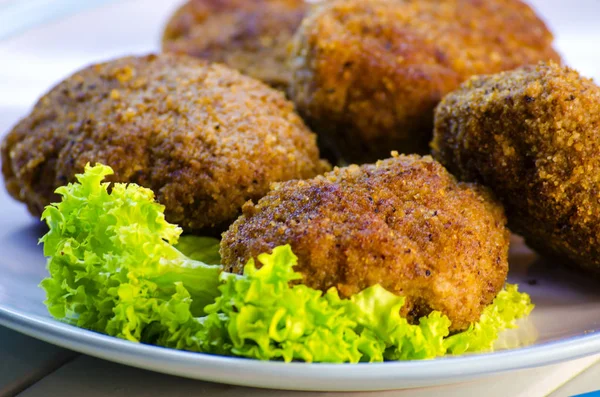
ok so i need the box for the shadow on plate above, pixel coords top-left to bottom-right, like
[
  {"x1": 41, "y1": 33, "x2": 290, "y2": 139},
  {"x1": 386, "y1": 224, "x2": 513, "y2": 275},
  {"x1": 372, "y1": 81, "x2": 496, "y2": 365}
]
[
  {"x1": 3, "y1": 220, "x2": 48, "y2": 254},
  {"x1": 508, "y1": 234, "x2": 600, "y2": 307}
]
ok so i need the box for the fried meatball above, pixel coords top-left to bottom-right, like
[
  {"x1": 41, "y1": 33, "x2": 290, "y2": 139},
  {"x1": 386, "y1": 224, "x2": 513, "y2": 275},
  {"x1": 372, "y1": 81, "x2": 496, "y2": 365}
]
[
  {"x1": 432, "y1": 62, "x2": 600, "y2": 275},
  {"x1": 288, "y1": 0, "x2": 561, "y2": 164},
  {"x1": 1, "y1": 53, "x2": 330, "y2": 233},
  {"x1": 162, "y1": 0, "x2": 308, "y2": 91},
  {"x1": 220, "y1": 153, "x2": 509, "y2": 331}
]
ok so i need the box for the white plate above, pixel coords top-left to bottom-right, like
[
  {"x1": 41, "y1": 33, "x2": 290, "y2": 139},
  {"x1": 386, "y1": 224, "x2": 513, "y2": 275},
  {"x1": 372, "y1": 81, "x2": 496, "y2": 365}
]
[{"x1": 1, "y1": 0, "x2": 600, "y2": 392}]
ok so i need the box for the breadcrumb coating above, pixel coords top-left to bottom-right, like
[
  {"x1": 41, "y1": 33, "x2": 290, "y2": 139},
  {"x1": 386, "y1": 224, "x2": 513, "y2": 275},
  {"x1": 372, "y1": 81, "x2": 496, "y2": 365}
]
[
  {"x1": 221, "y1": 153, "x2": 509, "y2": 331},
  {"x1": 432, "y1": 62, "x2": 600, "y2": 274},
  {"x1": 1, "y1": 53, "x2": 330, "y2": 232},
  {"x1": 162, "y1": 0, "x2": 308, "y2": 91},
  {"x1": 289, "y1": 0, "x2": 560, "y2": 164}
]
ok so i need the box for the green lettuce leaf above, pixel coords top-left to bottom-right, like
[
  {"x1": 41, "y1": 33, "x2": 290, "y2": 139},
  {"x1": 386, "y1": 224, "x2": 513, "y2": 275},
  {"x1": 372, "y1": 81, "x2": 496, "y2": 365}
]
[
  {"x1": 444, "y1": 284, "x2": 534, "y2": 355},
  {"x1": 40, "y1": 163, "x2": 535, "y2": 362},
  {"x1": 175, "y1": 235, "x2": 221, "y2": 265},
  {"x1": 197, "y1": 246, "x2": 371, "y2": 363},
  {"x1": 194, "y1": 245, "x2": 533, "y2": 362},
  {"x1": 342, "y1": 285, "x2": 450, "y2": 360},
  {"x1": 39, "y1": 163, "x2": 222, "y2": 343}
]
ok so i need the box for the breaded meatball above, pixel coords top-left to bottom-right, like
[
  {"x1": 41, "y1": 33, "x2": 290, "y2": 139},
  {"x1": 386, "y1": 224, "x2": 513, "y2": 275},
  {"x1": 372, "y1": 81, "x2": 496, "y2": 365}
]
[
  {"x1": 432, "y1": 62, "x2": 600, "y2": 275},
  {"x1": 288, "y1": 0, "x2": 560, "y2": 164},
  {"x1": 220, "y1": 153, "x2": 509, "y2": 331},
  {"x1": 1, "y1": 53, "x2": 330, "y2": 233},
  {"x1": 162, "y1": 0, "x2": 308, "y2": 91}
]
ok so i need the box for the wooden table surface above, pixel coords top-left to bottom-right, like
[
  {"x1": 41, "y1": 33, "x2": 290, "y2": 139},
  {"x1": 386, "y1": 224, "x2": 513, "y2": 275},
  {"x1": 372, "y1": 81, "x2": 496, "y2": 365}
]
[{"x1": 1, "y1": 325, "x2": 599, "y2": 397}]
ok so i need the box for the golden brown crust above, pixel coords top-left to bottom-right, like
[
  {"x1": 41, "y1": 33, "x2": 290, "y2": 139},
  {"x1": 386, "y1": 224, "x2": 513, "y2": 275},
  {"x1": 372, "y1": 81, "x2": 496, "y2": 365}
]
[
  {"x1": 220, "y1": 153, "x2": 509, "y2": 331},
  {"x1": 288, "y1": 0, "x2": 561, "y2": 164},
  {"x1": 432, "y1": 62, "x2": 600, "y2": 274},
  {"x1": 1, "y1": 53, "x2": 330, "y2": 232},
  {"x1": 162, "y1": 0, "x2": 308, "y2": 91}
]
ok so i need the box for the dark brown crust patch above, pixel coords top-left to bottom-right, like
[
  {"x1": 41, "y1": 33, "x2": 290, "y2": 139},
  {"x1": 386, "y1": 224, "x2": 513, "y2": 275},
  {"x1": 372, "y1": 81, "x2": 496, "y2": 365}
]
[{"x1": 432, "y1": 61, "x2": 600, "y2": 274}]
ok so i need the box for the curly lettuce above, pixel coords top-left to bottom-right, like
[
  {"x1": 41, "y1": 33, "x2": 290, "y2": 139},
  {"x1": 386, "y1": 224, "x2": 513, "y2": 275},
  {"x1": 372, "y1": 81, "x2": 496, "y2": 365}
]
[
  {"x1": 444, "y1": 284, "x2": 534, "y2": 355},
  {"x1": 40, "y1": 163, "x2": 534, "y2": 362},
  {"x1": 39, "y1": 164, "x2": 221, "y2": 342},
  {"x1": 194, "y1": 246, "x2": 532, "y2": 362}
]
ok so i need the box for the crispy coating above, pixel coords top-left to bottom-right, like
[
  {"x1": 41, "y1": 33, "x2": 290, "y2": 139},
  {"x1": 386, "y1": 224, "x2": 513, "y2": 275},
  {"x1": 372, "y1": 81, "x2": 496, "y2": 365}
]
[
  {"x1": 162, "y1": 0, "x2": 308, "y2": 91},
  {"x1": 220, "y1": 153, "x2": 509, "y2": 331},
  {"x1": 288, "y1": 0, "x2": 561, "y2": 164},
  {"x1": 432, "y1": 62, "x2": 600, "y2": 274},
  {"x1": 1, "y1": 53, "x2": 330, "y2": 232}
]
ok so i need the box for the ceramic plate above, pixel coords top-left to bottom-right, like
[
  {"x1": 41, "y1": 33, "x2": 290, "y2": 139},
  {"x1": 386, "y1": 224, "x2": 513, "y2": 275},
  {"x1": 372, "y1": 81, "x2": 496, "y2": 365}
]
[{"x1": 1, "y1": 0, "x2": 600, "y2": 392}]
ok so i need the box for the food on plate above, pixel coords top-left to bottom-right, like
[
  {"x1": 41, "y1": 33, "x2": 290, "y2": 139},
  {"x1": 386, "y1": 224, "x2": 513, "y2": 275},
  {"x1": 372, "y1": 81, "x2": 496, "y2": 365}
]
[
  {"x1": 1, "y1": 53, "x2": 329, "y2": 233},
  {"x1": 288, "y1": 0, "x2": 561, "y2": 164},
  {"x1": 432, "y1": 62, "x2": 600, "y2": 274},
  {"x1": 40, "y1": 163, "x2": 533, "y2": 362},
  {"x1": 162, "y1": 0, "x2": 308, "y2": 91},
  {"x1": 221, "y1": 153, "x2": 510, "y2": 332}
]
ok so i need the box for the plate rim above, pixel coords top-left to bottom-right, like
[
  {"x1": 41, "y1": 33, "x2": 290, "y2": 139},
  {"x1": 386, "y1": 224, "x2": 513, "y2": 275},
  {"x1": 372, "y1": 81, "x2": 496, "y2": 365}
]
[{"x1": 2, "y1": 304, "x2": 600, "y2": 391}]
